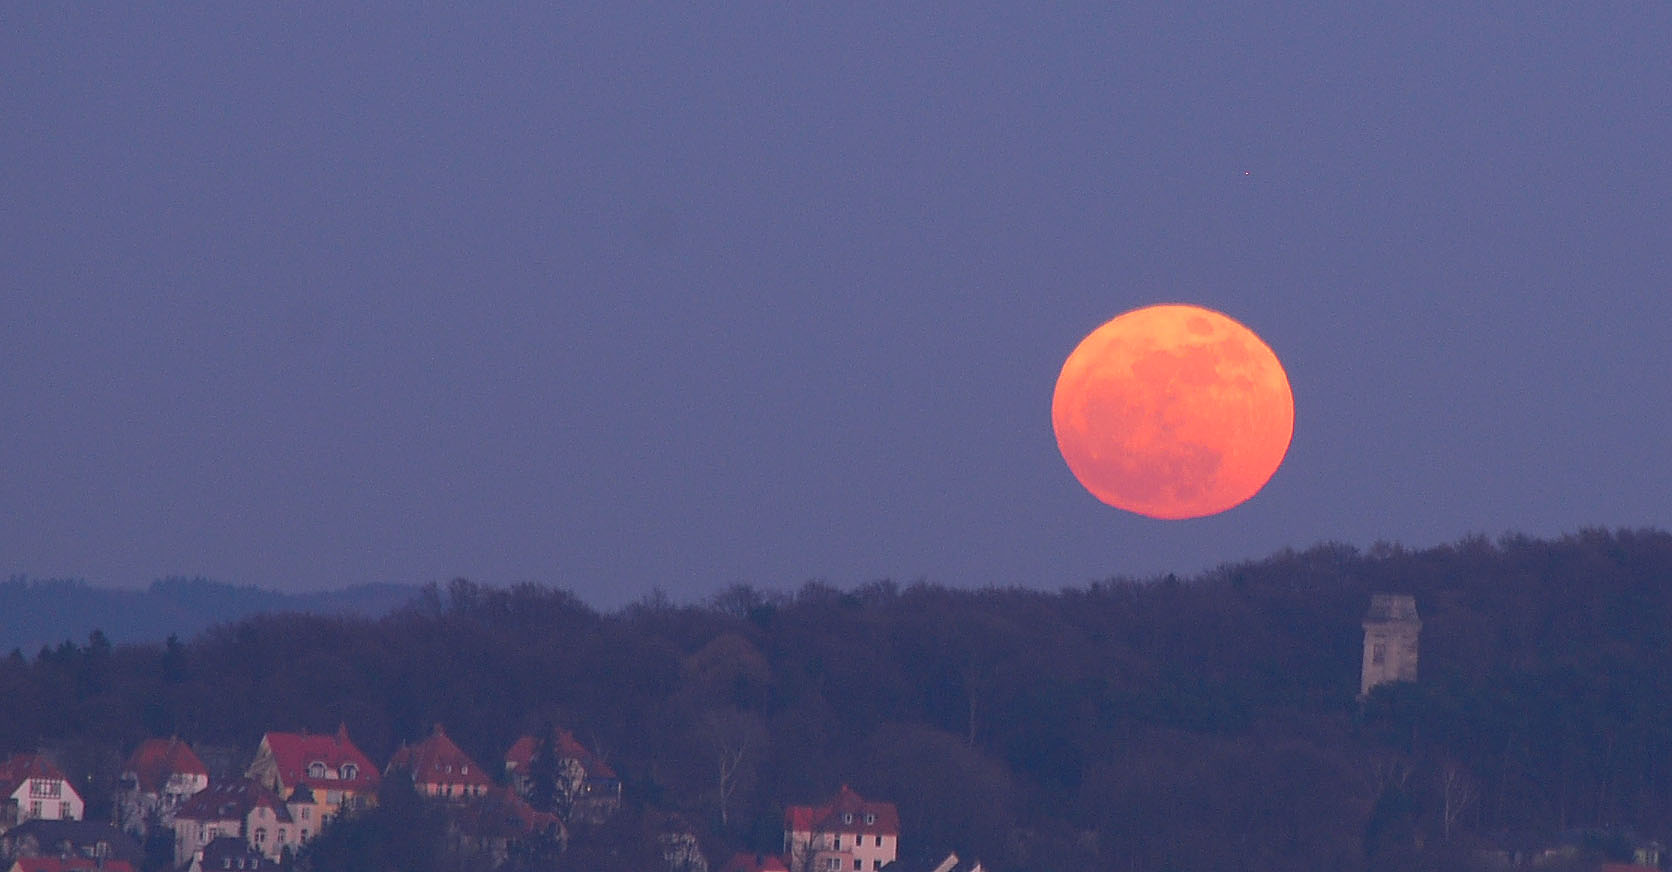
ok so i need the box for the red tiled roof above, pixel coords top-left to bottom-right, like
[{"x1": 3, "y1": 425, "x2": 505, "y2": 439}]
[
  {"x1": 10, "y1": 860, "x2": 136, "y2": 872},
  {"x1": 259, "y1": 727, "x2": 380, "y2": 793},
  {"x1": 784, "y1": 785, "x2": 899, "y2": 836},
  {"x1": 0, "y1": 754, "x2": 72, "y2": 799},
  {"x1": 387, "y1": 725, "x2": 492, "y2": 789},
  {"x1": 721, "y1": 852, "x2": 791, "y2": 872},
  {"x1": 453, "y1": 786, "x2": 563, "y2": 840},
  {"x1": 123, "y1": 737, "x2": 209, "y2": 793},
  {"x1": 504, "y1": 728, "x2": 617, "y2": 780},
  {"x1": 175, "y1": 778, "x2": 291, "y2": 824}
]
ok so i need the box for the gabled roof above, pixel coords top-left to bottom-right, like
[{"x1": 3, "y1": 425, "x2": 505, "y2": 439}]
[
  {"x1": 721, "y1": 852, "x2": 791, "y2": 872},
  {"x1": 258, "y1": 726, "x2": 380, "y2": 793},
  {"x1": 452, "y1": 787, "x2": 564, "y2": 841},
  {"x1": 174, "y1": 779, "x2": 291, "y2": 824},
  {"x1": 122, "y1": 737, "x2": 209, "y2": 793},
  {"x1": 9, "y1": 859, "x2": 136, "y2": 872},
  {"x1": 0, "y1": 754, "x2": 75, "y2": 800},
  {"x1": 504, "y1": 728, "x2": 617, "y2": 780},
  {"x1": 785, "y1": 785, "x2": 900, "y2": 836},
  {"x1": 201, "y1": 835, "x2": 272, "y2": 869},
  {"x1": 386, "y1": 725, "x2": 492, "y2": 789},
  {"x1": 0, "y1": 820, "x2": 143, "y2": 864}
]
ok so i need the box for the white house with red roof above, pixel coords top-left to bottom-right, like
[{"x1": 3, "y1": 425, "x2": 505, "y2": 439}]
[
  {"x1": 385, "y1": 725, "x2": 492, "y2": 801},
  {"x1": 169, "y1": 778, "x2": 305, "y2": 869},
  {"x1": 115, "y1": 737, "x2": 209, "y2": 835},
  {"x1": 245, "y1": 726, "x2": 379, "y2": 818},
  {"x1": 504, "y1": 728, "x2": 621, "y2": 821},
  {"x1": 0, "y1": 755, "x2": 83, "y2": 828},
  {"x1": 784, "y1": 785, "x2": 899, "y2": 872}
]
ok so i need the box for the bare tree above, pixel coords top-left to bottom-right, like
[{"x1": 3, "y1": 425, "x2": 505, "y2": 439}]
[
  {"x1": 1439, "y1": 760, "x2": 1478, "y2": 841},
  {"x1": 698, "y1": 707, "x2": 766, "y2": 830}
]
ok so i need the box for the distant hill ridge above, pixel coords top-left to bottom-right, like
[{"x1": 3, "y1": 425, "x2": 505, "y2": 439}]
[{"x1": 0, "y1": 575, "x2": 418, "y2": 653}]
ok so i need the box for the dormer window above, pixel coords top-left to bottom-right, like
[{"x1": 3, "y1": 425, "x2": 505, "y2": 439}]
[
  {"x1": 864, "y1": 812, "x2": 876, "y2": 825},
  {"x1": 843, "y1": 812, "x2": 853, "y2": 825},
  {"x1": 307, "y1": 762, "x2": 326, "y2": 779},
  {"x1": 341, "y1": 763, "x2": 358, "y2": 781}
]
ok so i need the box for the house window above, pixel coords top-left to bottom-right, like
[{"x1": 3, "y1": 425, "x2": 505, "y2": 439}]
[
  {"x1": 843, "y1": 812, "x2": 854, "y2": 825},
  {"x1": 854, "y1": 861, "x2": 862, "y2": 871},
  {"x1": 865, "y1": 813, "x2": 875, "y2": 825},
  {"x1": 1372, "y1": 643, "x2": 1387, "y2": 665},
  {"x1": 301, "y1": 808, "x2": 311, "y2": 821},
  {"x1": 341, "y1": 764, "x2": 358, "y2": 781},
  {"x1": 59, "y1": 801, "x2": 70, "y2": 818},
  {"x1": 255, "y1": 827, "x2": 267, "y2": 845},
  {"x1": 308, "y1": 762, "x2": 326, "y2": 779},
  {"x1": 873, "y1": 862, "x2": 881, "y2": 870},
  {"x1": 29, "y1": 800, "x2": 41, "y2": 818},
  {"x1": 833, "y1": 836, "x2": 841, "y2": 850},
  {"x1": 826, "y1": 860, "x2": 841, "y2": 871},
  {"x1": 875, "y1": 836, "x2": 882, "y2": 847}
]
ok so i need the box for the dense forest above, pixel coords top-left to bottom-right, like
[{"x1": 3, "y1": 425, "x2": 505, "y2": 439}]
[{"x1": 6, "y1": 528, "x2": 1672, "y2": 871}]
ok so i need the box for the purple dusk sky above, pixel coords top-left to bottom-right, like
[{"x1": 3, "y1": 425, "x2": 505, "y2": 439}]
[{"x1": 3, "y1": 5, "x2": 1669, "y2": 607}]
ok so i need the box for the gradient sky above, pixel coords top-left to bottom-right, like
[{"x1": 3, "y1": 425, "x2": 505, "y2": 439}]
[{"x1": 4, "y1": 4, "x2": 1669, "y2": 607}]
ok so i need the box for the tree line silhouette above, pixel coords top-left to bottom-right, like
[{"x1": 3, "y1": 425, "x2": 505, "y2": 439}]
[{"x1": 5, "y1": 527, "x2": 1672, "y2": 871}]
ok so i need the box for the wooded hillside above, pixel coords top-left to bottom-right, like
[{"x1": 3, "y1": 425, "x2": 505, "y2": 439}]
[{"x1": 6, "y1": 528, "x2": 1671, "y2": 871}]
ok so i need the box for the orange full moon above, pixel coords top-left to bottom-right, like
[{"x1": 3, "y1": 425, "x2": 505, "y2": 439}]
[{"x1": 1052, "y1": 304, "x2": 1294, "y2": 519}]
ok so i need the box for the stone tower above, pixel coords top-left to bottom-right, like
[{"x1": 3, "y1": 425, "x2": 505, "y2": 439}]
[{"x1": 1361, "y1": 593, "x2": 1420, "y2": 696}]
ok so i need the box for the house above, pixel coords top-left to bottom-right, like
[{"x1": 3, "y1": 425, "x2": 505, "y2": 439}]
[
  {"x1": 504, "y1": 728, "x2": 621, "y2": 820},
  {"x1": 0, "y1": 820, "x2": 142, "y2": 868},
  {"x1": 721, "y1": 852, "x2": 790, "y2": 872},
  {"x1": 0, "y1": 756, "x2": 83, "y2": 828},
  {"x1": 190, "y1": 836, "x2": 274, "y2": 872},
  {"x1": 115, "y1": 737, "x2": 210, "y2": 835},
  {"x1": 170, "y1": 779, "x2": 306, "y2": 869},
  {"x1": 449, "y1": 787, "x2": 565, "y2": 868},
  {"x1": 784, "y1": 785, "x2": 899, "y2": 872},
  {"x1": 385, "y1": 725, "x2": 492, "y2": 801},
  {"x1": 7, "y1": 859, "x2": 136, "y2": 872},
  {"x1": 658, "y1": 814, "x2": 709, "y2": 872},
  {"x1": 245, "y1": 725, "x2": 379, "y2": 818}
]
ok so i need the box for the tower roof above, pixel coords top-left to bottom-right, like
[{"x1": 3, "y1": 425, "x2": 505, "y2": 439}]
[{"x1": 1364, "y1": 593, "x2": 1419, "y2": 624}]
